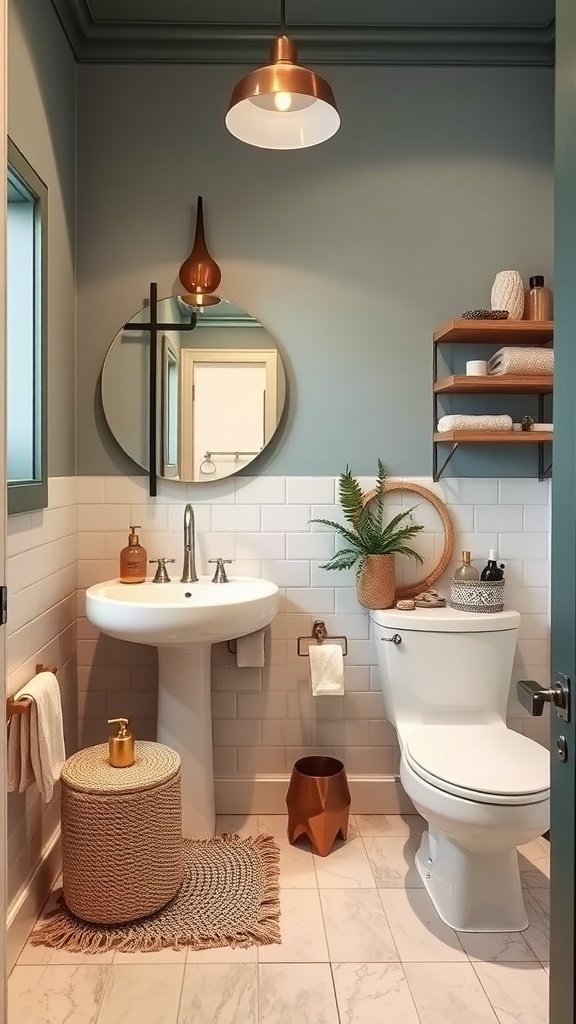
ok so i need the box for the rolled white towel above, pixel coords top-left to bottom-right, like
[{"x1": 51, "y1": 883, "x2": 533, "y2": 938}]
[
  {"x1": 437, "y1": 414, "x2": 513, "y2": 432},
  {"x1": 488, "y1": 347, "x2": 554, "y2": 376}
]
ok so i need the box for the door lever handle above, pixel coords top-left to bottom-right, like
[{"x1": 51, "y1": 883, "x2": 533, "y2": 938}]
[{"x1": 517, "y1": 677, "x2": 570, "y2": 723}]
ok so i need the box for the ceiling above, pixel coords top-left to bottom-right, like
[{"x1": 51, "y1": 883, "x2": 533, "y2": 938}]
[{"x1": 50, "y1": 1, "x2": 555, "y2": 65}]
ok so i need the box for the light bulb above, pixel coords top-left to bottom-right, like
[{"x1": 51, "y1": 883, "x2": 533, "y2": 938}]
[{"x1": 274, "y1": 91, "x2": 293, "y2": 112}]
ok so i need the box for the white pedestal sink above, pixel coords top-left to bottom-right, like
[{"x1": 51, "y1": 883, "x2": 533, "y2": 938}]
[{"x1": 85, "y1": 577, "x2": 279, "y2": 838}]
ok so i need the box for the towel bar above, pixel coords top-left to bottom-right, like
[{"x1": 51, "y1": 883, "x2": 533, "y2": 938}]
[{"x1": 6, "y1": 663, "x2": 58, "y2": 722}]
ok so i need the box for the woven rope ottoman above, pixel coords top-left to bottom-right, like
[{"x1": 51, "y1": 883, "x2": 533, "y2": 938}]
[{"x1": 61, "y1": 741, "x2": 183, "y2": 925}]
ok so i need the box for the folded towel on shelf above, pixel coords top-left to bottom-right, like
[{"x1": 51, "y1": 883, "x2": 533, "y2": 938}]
[
  {"x1": 488, "y1": 347, "x2": 554, "y2": 376},
  {"x1": 437, "y1": 414, "x2": 513, "y2": 432},
  {"x1": 236, "y1": 628, "x2": 266, "y2": 668},
  {"x1": 7, "y1": 672, "x2": 66, "y2": 802}
]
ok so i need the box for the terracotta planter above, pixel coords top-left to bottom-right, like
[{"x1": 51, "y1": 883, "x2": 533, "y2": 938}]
[
  {"x1": 286, "y1": 755, "x2": 351, "y2": 857},
  {"x1": 356, "y1": 553, "x2": 396, "y2": 609}
]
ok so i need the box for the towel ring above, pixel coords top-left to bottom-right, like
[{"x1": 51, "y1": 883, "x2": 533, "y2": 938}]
[
  {"x1": 199, "y1": 453, "x2": 217, "y2": 475},
  {"x1": 362, "y1": 481, "x2": 454, "y2": 600}
]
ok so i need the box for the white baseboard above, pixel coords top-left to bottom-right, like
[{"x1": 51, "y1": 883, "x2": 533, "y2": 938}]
[
  {"x1": 214, "y1": 774, "x2": 414, "y2": 815},
  {"x1": 7, "y1": 826, "x2": 61, "y2": 974}
]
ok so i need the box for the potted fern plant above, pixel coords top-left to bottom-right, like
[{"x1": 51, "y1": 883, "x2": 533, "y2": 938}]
[{"x1": 310, "y1": 460, "x2": 424, "y2": 609}]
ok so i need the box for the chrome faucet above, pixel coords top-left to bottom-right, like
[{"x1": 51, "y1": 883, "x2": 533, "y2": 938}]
[{"x1": 181, "y1": 503, "x2": 199, "y2": 583}]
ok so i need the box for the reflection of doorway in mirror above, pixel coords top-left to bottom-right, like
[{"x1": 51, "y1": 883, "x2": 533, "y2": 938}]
[
  {"x1": 161, "y1": 335, "x2": 180, "y2": 478},
  {"x1": 180, "y1": 348, "x2": 278, "y2": 480}
]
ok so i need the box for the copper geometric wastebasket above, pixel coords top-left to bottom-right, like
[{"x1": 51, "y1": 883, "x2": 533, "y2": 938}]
[{"x1": 286, "y1": 755, "x2": 351, "y2": 857}]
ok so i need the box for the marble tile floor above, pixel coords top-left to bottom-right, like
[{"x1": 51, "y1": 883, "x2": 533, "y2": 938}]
[{"x1": 10, "y1": 814, "x2": 550, "y2": 1024}]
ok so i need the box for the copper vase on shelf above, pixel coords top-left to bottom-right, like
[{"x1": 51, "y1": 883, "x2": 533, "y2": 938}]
[
  {"x1": 178, "y1": 196, "x2": 221, "y2": 307},
  {"x1": 286, "y1": 755, "x2": 351, "y2": 857}
]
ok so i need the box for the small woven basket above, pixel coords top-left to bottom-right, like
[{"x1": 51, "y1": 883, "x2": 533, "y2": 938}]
[
  {"x1": 450, "y1": 578, "x2": 505, "y2": 613},
  {"x1": 60, "y1": 741, "x2": 183, "y2": 925},
  {"x1": 356, "y1": 554, "x2": 396, "y2": 609}
]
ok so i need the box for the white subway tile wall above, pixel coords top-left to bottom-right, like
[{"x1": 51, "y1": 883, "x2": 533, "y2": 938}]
[
  {"x1": 75, "y1": 475, "x2": 552, "y2": 782},
  {"x1": 6, "y1": 478, "x2": 78, "y2": 908}
]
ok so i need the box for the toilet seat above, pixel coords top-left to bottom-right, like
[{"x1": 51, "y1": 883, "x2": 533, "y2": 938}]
[{"x1": 405, "y1": 725, "x2": 550, "y2": 806}]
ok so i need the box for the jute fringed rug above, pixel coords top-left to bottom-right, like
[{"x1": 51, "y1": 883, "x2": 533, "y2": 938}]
[{"x1": 31, "y1": 833, "x2": 280, "y2": 954}]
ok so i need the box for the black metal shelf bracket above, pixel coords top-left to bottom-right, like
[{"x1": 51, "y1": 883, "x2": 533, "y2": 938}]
[{"x1": 434, "y1": 442, "x2": 459, "y2": 482}]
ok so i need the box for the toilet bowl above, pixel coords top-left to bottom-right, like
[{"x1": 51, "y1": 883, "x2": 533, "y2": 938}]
[{"x1": 371, "y1": 606, "x2": 550, "y2": 932}]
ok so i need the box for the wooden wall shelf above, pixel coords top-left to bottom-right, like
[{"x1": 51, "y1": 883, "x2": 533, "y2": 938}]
[
  {"x1": 434, "y1": 430, "x2": 553, "y2": 444},
  {"x1": 434, "y1": 374, "x2": 553, "y2": 395},
  {"x1": 433, "y1": 319, "x2": 554, "y2": 480},
  {"x1": 433, "y1": 319, "x2": 554, "y2": 345}
]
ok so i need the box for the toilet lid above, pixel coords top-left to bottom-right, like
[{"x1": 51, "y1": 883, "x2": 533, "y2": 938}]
[{"x1": 405, "y1": 725, "x2": 550, "y2": 805}]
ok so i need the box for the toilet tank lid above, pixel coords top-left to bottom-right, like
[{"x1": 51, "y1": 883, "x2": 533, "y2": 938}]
[{"x1": 369, "y1": 607, "x2": 520, "y2": 633}]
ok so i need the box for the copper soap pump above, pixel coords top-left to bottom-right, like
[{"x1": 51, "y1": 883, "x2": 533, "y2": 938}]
[
  {"x1": 178, "y1": 196, "x2": 221, "y2": 307},
  {"x1": 108, "y1": 718, "x2": 135, "y2": 768}
]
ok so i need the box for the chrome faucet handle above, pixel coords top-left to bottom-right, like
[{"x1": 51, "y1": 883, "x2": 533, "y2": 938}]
[
  {"x1": 208, "y1": 558, "x2": 232, "y2": 583},
  {"x1": 149, "y1": 558, "x2": 175, "y2": 583}
]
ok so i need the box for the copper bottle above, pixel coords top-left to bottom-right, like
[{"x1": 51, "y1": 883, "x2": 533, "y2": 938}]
[
  {"x1": 286, "y1": 755, "x2": 351, "y2": 857},
  {"x1": 524, "y1": 275, "x2": 552, "y2": 321},
  {"x1": 178, "y1": 196, "x2": 221, "y2": 307}
]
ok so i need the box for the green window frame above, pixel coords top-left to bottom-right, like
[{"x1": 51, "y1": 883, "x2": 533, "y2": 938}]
[{"x1": 7, "y1": 139, "x2": 48, "y2": 515}]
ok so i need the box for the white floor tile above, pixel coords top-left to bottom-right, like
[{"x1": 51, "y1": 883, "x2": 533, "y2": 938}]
[
  {"x1": 523, "y1": 889, "x2": 549, "y2": 962},
  {"x1": 96, "y1": 964, "x2": 184, "y2": 1024},
  {"x1": 363, "y1": 836, "x2": 424, "y2": 888},
  {"x1": 379, "y1": 889, "x2": 467, "y2": 962},
  {"x1": 9, "y1": 964, "x2": 110, "y2": 1024},
  {"x1": 216, "y1": 814, "x2": 259, "y2": 837},
  {"x1": 320, "y1": 890, "x2": 399, "y2": 962},
  {"x1": 457, "y1": 930, "x2": 536, "y2": 963},
  {"x1": 332, "y1": 963, "x2": 420, "y2": 1024},
  {"x1": 314, "y1": 837, "x2": 376, "y2": 889},
  {"x1": 49, "y1": 950, "x2": 116, "y2": 966},
  {"x1": 275, "y1": 836, "x2": 318, "y2": 888},
  {"x1": 177, "y1": 963, "x2": 257, "y2": 1023},
  {"x1": 259, "y1": 963, "x2": 339, "y2": 1024},
  {"x1": 404, "y1": 962, "x2": 498, "y2": 1023},
  {"x1": 355, "y1": 814, "x2": 425, "y2": 839},
  {"x1": 518, "y1": 841, "x2": 550, "y2": 889},
  {"x1": 473, "y1": 962, "x2": 549, "y2": 1024},
  {"x1": 258, "y1": 889, "x2": 329, "y2": 963},
  {"x1": 258, "y1": 815, "x2": 290, "y2": 838}
]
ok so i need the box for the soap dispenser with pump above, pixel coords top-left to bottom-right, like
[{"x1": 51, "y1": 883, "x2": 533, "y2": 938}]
[
  {"x1": 108, "y1": 718, "x2": 135, "y2": 768},
  {"x1": 120, "y1": 526, "x2": 147, "y2": 584},
  {"x1": 480, "y1": 550, "x2": 505, "y2": 581}
]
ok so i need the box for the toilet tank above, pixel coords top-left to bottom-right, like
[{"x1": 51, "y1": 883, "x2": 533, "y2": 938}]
[{"x1": 370, "y1": 607, "x2": 520, "y2": 734}]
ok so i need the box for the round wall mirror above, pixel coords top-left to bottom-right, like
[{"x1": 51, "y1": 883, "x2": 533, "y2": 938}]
[{"x1": 102, "y1": 296, "x2": 286, "y2": 483}]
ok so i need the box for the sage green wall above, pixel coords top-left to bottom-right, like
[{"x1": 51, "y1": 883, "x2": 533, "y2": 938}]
[
  {"x1": 77, "y1": 64, "x2": 553, "y2": 477},
  {"x1": 8, "y1": 0, "x2": 76, "y2": 478}
]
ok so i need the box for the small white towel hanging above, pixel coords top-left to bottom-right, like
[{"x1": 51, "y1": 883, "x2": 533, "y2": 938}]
[{"x1": 309, "y1": 644, "x2": 345, "y2": 696}]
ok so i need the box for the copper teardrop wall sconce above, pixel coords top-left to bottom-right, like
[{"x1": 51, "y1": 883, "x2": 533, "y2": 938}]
[{"x1": 178, "y1": 196, "x2": 222, "y2": 307}]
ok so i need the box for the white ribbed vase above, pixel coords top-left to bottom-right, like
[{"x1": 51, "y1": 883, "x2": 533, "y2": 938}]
[{"x1": 490, "y1": 270, "x2": 525, "y2": 320}]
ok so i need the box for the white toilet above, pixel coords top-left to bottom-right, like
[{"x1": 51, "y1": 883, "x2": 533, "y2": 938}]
[{"x1": 371, "y1": 606, "x2": 550, "y2": 933}]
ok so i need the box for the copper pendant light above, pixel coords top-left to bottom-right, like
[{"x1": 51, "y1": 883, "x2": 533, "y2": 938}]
[
  {"x1": 178, "y1": 196, "x2": 221, "y2": 307},
  {"x1": 226, "y1": 0, "x2": 340, "y2": 151}
]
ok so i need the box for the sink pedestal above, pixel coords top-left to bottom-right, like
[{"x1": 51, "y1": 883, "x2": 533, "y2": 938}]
[{"x1": 157, "y1": 644, "x2": 215, "y2": 838}]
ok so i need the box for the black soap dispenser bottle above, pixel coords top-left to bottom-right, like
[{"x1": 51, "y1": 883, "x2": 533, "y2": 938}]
[{"x1": 481, "y1": 550, "x2": 505, "y2": 581}]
